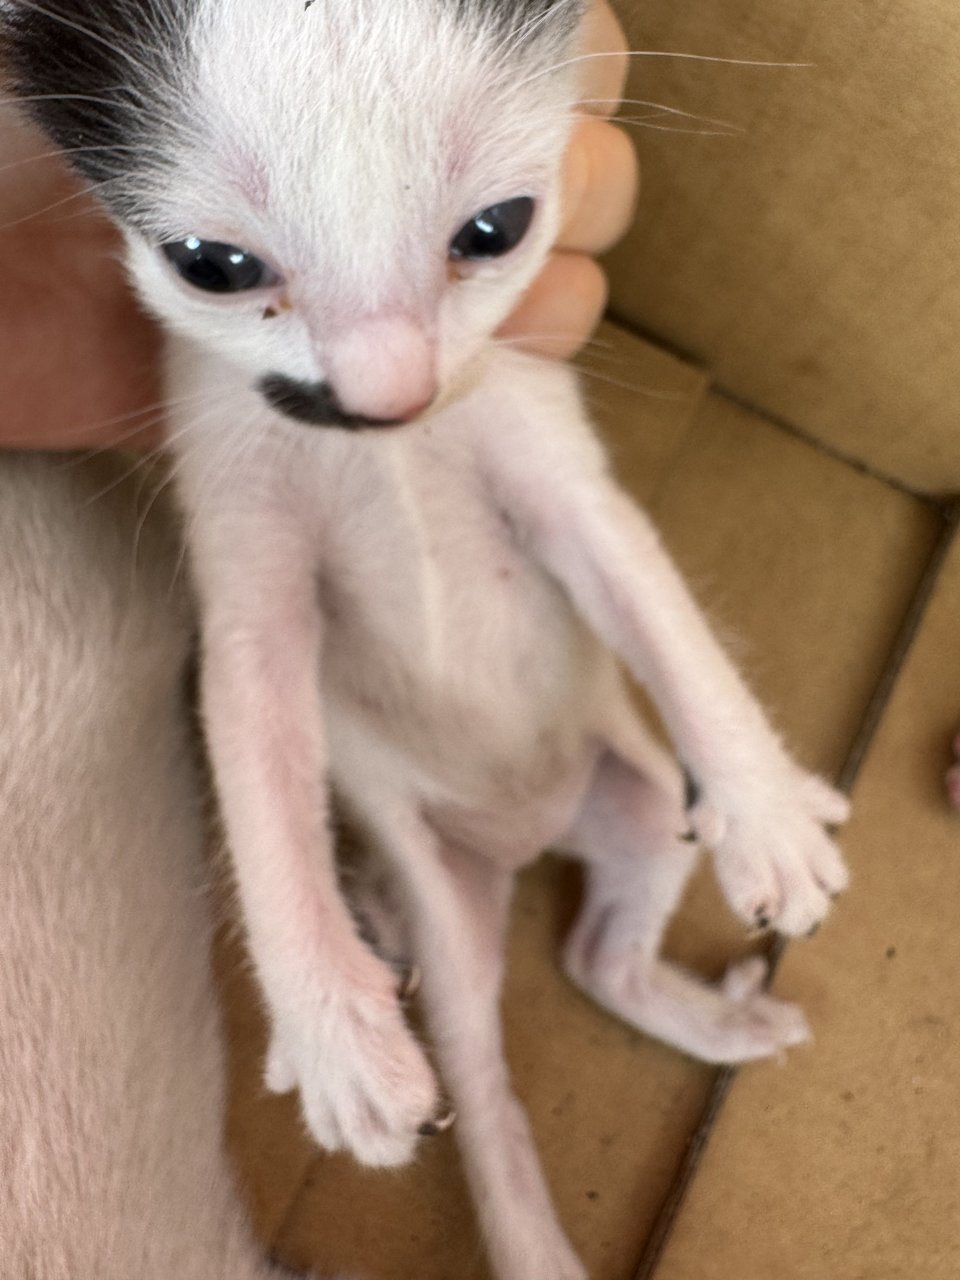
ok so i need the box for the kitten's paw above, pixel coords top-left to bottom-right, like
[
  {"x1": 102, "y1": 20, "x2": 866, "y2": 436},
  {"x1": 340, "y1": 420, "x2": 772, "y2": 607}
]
[
  {"x1": 265, "y1": 975, "x2": 440, "y2": 1168},
  {"x1": 567, "y1": 945, "x2": 808, "y2": 1066},
  {"x1": 690, "y1": 766, "x2": 850, "y2": 937},
  {"x1": 697, "y1": 956, "x2": 811, "y2": 1063}
]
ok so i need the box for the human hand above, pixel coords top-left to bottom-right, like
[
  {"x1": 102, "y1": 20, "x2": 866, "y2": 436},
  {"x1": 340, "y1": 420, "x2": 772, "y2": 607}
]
[
  {"x1": 0, "y1": 105, "x2": 163, "y2": 450},
  {"x1": 498, "y1": 0, "x2": 639, "y2": 359},
  {"x1": 0, "y1": 0, "x2": 637, "y2": 450}
]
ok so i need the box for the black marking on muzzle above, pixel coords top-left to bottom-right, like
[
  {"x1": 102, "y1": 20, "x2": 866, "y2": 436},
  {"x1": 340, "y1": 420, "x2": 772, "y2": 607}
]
[{"x1": 259, "y1": 374, "x2": 403, "y2": 431}]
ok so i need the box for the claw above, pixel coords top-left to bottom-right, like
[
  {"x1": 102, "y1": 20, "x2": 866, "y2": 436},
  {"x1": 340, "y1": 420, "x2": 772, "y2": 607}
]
[
  {"x1": 419, "y1": 1105, "x2": 456, "y2": 1136},
  {"x1": 397, "y1": 964, "x2": 421, "y2": 1002},
  {"x1": 682, "y1": 766, "x2": 701, "y2": 811}
]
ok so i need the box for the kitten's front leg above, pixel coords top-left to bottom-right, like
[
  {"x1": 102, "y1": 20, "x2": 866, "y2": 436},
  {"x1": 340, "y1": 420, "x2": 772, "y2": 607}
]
[
  {"x1": 479, "y1": 385, "x2": 849, "y2": 938},
  {"x1": 195, "y1": 535, "x2": 439, "y2": 1168}
]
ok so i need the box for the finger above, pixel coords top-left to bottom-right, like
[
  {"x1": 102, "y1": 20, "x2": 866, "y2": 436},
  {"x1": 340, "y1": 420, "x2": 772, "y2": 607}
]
[
  {"x1": 558, "y1": 116, "x2": 639, "y2": 254},
  {"x1": 0, "y1": 218, "x2": 163, "y2": 450},
  {"x1": 496, "y1": 253, "x2": 608, "y2": 360},
  {"x1": 0, "y1": 103, "x2": 76, "y2": 222},
  {"x1": 579, "y1": 0, "x2": 630, "y2": 115}
]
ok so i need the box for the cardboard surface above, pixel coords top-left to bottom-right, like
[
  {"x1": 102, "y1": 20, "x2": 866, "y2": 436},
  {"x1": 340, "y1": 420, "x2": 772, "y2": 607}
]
[
  {"x1": 652, "y1": 531, "x2": 960, "y2": 1280},
  {"x1": 220, "y1": 327, "x2": 945, "y2": 1278},
  {"x1": 605, "y1": 0, "x2": 960, "y2": 494},
  {"x1": 576, "y1": 320, "x2": 709, "y2": 504}
]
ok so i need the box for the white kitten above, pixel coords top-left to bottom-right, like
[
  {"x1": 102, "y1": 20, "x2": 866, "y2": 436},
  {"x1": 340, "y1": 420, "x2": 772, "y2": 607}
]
[
  {"x1": 0, "y1": 452, "x2": 333, "y2": 1279},
  {"x1": 4, "y1": 4, "x2": 850, "y2": 1278}
]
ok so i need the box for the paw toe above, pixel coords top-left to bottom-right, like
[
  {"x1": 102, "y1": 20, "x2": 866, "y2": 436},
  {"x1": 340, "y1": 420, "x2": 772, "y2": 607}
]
[
  {"x1": 774, "y1": 883, "x2": 831, "y2": 937},
  {"x1": 722, "y1": 956, "x2": 768, "y2": 1000},
  {"x1": 800, "y1": 774, "x2": 851, "y2": 826},
  {"x1": 687, "y1": 797, "x2": 728, "y2": 847}
]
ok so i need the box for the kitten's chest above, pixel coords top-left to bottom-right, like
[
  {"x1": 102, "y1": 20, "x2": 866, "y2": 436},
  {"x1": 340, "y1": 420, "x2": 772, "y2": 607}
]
[{"x1": 316, "y1": 424, "x2": 550, "y2": 666}]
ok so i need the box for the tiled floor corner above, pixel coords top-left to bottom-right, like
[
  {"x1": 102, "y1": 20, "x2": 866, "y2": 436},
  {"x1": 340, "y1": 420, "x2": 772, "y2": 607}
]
[{"x1": 218, "y1": 324, "x2": 952, "y2": 1278}]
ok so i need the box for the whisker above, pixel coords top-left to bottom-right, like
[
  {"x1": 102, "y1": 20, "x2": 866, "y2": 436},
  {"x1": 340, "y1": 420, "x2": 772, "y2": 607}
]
[
  {"x1": 522, "y1": 48, "x2": 813, "y2": 91},
  {"x1": 0, "y1": 141, "x2": 163, "y2": 179},
  {"x1": 580, "y1": 97, "x2": 743, "y2": 134},
  {"x1": 615, "y1": 117, "x2": 740, "y2": 138},
  {"x1": 0, "y1": 91, "x2": 127, "y2": 111},
  {"x1": 492, "y1": 336, "x2": 692, "y2": 402},
  {"x1": 130, "y1": 402, "x2": 254, "y2": 585},
  {"x1": 497, "y1": 3, "x2": 564, "y2": 59},
  {"x1": 81, "y1": 447, "x2": 166, "y2": 508},
  {"x1": 573, "y1": 363, "x2": 692, "y2": 402},
  {"x1": 49, "y1": 388, "x2": 225, "y2": 464},
  {"x1": 0, "y1": 176, "x2": 119, "y2": 233},
  {"x1": 129, "y1": 461, "x2": 179, "y2": 587},
  {"x1": 492, "y1": 333, "x2": 621, "y2": 361},
  {"x1": 6, "y1": 1, "x2": 172, "y2": 86},
  {"x1": 82, "y1": 396, "x2": 234, "y2": 510}
]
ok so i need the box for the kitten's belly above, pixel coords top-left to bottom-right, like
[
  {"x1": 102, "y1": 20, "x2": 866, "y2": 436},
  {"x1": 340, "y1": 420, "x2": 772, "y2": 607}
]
[
  {"x1": 317, "y1": 428, "x2": 610, "y2": 832},
  {"x1": 323, "y1": 547, "x2": 605, "y2": 790}
]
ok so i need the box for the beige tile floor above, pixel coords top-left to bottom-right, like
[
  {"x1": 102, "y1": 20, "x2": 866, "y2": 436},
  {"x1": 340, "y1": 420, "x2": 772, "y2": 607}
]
[{"x1": 218, "y1": 325, "x2": 956, "y2": 1278}]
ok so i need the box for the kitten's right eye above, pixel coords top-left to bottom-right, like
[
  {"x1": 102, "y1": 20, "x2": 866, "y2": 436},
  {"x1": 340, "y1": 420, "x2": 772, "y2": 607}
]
[
  {"x1": 160, "y1": 238, "x2": 278, "y2": 294},
  {"x1": 449, "y1": 197, "x2": 535, "y2": 262}
]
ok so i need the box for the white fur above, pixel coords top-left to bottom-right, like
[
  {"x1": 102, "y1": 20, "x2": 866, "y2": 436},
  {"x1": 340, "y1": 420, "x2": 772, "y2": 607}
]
[
  {"x1": 0, "y1": 453, "x2": 335, "y2": 1279},
  {"x1": 6, "y1": 3, "x2": 850, "y2": 1277}
]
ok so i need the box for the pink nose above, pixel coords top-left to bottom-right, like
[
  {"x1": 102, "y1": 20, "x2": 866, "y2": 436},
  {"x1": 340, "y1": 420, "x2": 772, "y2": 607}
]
[{"x1": 326, "y1": 315, "x2": 437, "y2": 423}]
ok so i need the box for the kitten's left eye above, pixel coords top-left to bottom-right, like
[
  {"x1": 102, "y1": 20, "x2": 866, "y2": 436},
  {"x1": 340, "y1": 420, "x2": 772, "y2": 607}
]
[
  {"x1": 449, "y1": 197, "x2": 535, "y2": 261},
  {"x1": 161, "y1": 238, "x2": 278, "y2": 294}
]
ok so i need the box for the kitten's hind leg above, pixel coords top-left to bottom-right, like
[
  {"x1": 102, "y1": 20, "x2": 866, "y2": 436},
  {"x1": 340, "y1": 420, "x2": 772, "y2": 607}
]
[
  {"x1": 362, "y1": 807, "x2": 587, "y2": 1280},
  {"x1": 560, "y1": 742, "x2": 810, "y2": 1065}
]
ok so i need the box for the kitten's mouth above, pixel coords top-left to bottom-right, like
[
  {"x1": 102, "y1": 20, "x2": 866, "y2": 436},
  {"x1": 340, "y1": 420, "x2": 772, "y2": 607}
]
[{"x1": 259, "y1": 374, "x2": 413, "y2": 431}]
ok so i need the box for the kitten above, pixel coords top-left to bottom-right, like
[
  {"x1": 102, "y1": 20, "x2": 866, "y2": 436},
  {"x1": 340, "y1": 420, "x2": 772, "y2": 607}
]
[
  {"x1": 0, "y1": 451, "x2": 332, "y2": 1279},
  {"x1": 3, "y1": 3, "x2": 850, "y2": 1278}
]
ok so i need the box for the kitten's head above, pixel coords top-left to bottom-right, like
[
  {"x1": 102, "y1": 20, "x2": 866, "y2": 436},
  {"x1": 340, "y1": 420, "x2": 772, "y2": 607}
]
[{"x1": 3, "y1": 0, "x2": 585, "y2": 427}]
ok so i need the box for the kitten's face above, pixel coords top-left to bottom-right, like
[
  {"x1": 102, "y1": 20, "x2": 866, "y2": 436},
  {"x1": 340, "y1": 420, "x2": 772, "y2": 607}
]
[{"x1": 5, "y1": 0, "x2": 584, "y2": 427}]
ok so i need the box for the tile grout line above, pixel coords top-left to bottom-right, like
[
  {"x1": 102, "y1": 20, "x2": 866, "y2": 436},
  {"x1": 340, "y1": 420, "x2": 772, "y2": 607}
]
[{"x1": 629, "y1": 500, "x2": 960, "y2": 1280}]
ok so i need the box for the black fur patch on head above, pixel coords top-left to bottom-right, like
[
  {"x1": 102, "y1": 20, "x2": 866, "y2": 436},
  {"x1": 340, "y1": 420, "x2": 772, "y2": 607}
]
[
  {"x1": 0, "y1": 0, "x2": 195, "y2": 224},
  {"x1": 455, "y1": 0, "x2": 584, "y2": 41}
]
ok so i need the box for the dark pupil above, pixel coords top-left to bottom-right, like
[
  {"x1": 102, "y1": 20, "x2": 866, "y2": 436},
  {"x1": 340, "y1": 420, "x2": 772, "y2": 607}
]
[
  {"x1": 161, "y1": 238, "x2": 267, "y2": 293},
  {"x1": 450, "y1": 197, "x2": 535, "y2": 260}
]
